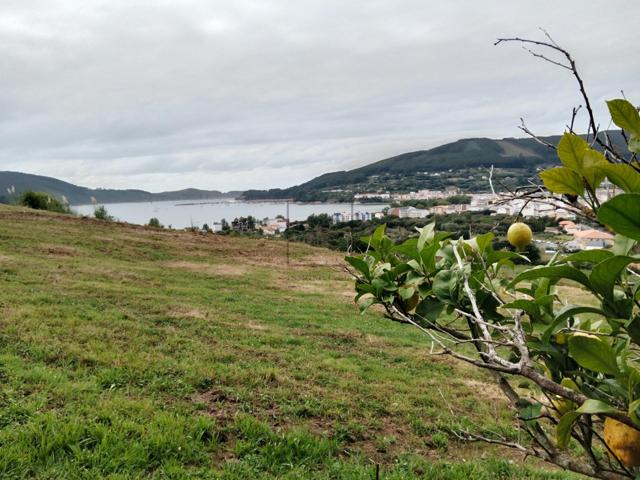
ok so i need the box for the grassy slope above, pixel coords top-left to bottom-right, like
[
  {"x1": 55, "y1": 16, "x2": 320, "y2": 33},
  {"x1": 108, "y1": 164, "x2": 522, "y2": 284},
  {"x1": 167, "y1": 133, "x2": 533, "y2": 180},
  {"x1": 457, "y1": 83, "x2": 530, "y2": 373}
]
[{"x1": 0, "y1": 205, "x2": 578, "y2": 479}]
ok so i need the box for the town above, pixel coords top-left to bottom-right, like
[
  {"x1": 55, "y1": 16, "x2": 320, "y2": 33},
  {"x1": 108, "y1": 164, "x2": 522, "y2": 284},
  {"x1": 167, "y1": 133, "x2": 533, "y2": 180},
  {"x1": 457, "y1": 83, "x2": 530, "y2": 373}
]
[{"x1": 201, "y1": 184, "x2": 619, "y2": 254}]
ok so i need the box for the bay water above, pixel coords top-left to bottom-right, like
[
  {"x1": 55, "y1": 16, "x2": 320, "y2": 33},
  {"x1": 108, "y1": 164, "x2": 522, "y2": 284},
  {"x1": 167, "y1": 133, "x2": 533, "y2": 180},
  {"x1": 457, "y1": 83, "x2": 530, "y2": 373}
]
[{"x1": 72, "y1": 200, "x2": 387, "y2": 229}]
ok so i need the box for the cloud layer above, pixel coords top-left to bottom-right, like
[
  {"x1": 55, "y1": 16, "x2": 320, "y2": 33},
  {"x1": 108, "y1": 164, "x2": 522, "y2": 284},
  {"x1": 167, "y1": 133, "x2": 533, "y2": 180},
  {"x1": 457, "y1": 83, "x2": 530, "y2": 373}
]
[{"x1": 1, "y1": 1, "x2": 638, "y2": 191}]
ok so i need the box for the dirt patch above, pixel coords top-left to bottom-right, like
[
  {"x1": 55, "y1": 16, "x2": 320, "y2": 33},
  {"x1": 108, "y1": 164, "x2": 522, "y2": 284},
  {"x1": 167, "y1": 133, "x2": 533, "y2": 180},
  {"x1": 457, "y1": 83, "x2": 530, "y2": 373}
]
[
  {"x1": 459, "y1": 379, "x2": 506, "y2": 403},
  {"x1": 163, "y1": 261, "x2": 247, "y2": 277},
  {"x1": 217, "y1": 319, "x2": 269, "y2": 332},
  {"x1": 192, "y1": 389, "x2": 241, "y2": 424},
  {"x1": 169, "y1": 307, "x2": 209, "y2": 320},
  {"x1": 40, "y1": 244, "x2": 79, "y2": 257},
  {"x1": 271, "y1": 272, "x2": 354, "y2": 299}
]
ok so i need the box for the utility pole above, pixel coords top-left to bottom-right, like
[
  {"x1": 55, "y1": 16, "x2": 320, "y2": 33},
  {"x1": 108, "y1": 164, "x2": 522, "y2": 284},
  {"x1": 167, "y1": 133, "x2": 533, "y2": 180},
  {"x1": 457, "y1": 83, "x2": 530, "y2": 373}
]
[{"x1": 286, "y1": 200, "x2": 290, "y2": 266}]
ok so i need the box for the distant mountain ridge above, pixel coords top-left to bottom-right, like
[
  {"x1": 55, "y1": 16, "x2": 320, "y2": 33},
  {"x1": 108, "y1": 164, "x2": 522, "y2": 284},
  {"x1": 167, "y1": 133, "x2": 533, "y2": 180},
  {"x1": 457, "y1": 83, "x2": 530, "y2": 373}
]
[
  {"x1": 0, "y1": 171, "x2": 240, "y2": 205},
  {"x1": 1, "y1": 131, "x2": 626, "y2": 205},
  {"x1": 242, "y1": 131, "x2": 626, "y2": 201}
]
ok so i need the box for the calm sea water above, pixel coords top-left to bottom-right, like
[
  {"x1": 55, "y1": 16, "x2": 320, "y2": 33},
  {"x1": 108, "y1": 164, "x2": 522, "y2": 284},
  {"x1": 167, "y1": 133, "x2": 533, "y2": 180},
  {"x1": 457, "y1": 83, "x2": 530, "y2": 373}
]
[{"x1": 72, "y1": 200, "x2": 387, "y2": 229}]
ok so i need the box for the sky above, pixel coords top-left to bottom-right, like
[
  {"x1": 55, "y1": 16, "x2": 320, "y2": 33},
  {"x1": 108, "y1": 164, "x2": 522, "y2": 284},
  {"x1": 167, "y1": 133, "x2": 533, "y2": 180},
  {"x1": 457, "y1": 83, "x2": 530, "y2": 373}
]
[{"x1": 1, "y1": 1, "x2": 638, "y2": 192}]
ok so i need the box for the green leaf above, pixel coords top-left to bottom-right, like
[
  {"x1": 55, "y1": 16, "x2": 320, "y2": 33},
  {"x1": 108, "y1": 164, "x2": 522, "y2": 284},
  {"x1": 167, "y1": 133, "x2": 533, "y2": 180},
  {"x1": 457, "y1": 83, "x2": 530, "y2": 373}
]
[
  {"x1": 557, "y1": 133, "x2": 588, "y2": 171},
  {"x1": 475, "y1": 232, "x2": 494, "y2": 254},
  {"x1": 556, "y1": 411, "x2": 581, "y2": 448},
  {"x1": 415, "y1": 297, "x2": 444, "y2": 323},
  {"x1": 419, "y1": 242, "x2": 439, "y2": 272},
  {"x1": 627, "y1": 316, "x2": 640, "y2": 345},
  {"x1": 416, "y1": 222, "x2": 435, "y2": 252},
  {"x1": 345, "y1": 256, "x2": 370, "y2": 280},
  {"x1": 597, "y1": 163, "x2": 640, "y2": 193},
  {"x1": 398, "y1": 286, "x2": 415, "y2": 300},
  {"x1": 371, "y1": 224, "x2": 386, "y2": 249},
  {"x1": 578, "y1": 399, "x2": 618, "y2": 415},
  {"x1": 542, "y1": 306, "x2": 605, "y2": 343},
  {"x1": 518, "y1": 400, "x2": 542, "y2": 427},
  {"x1": 553, "y1": 305, "x2": 606, "y2": 325},
  {"x1": 581, "y1": 149, "x2": 608, "y2": 190},
  {"x1": 590, "y1": 256, "x2": 636, "y2": 301},
  {"x1": 509, "y1": 266, "x2": 591, "y2": 289},
  {"x1": 568, "y1": 334, "x2": 620, "y2": 375},
  {"x1": 503, "y1": 299, "x2": 539, "y2": 317},
  {"x1": 563, "y1": 249, "x2": 613, "y2": 264},
  {"x1": 629, "y1": 135, "x2": 640, "y2": 154},
  {"x1": 597, "y1": 193, "x2": 640, "y2": 241},
  {"x1": 607, "y1": 99, "x2": 640, "y2": 136},
  {"x1": 539, "y1": 167, "x2": 585, "y2": 195},
  {"x1": 357, "y1": 296, "x2": 377, "y2": 313},
  {"x1": 612, "y1": 234, "x2": 637, "y2": 256},
  {"x1": 557, "y1": 399, "x2": 619, "y2": 448},
  {"x1": 432, "y1": 270, "x2": 458, "y2": 303}
]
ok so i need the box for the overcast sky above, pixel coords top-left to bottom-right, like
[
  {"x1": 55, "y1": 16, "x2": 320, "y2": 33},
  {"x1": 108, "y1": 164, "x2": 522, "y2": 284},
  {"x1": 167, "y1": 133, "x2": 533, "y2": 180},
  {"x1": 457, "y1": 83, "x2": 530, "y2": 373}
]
[{"x1": 1, "y1": 1, "x2": 638, "y2": 192}]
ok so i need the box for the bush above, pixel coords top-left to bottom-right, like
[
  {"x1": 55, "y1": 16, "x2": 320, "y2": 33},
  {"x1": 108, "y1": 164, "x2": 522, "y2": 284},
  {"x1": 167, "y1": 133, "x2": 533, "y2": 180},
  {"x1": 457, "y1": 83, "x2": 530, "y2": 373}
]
[
  {"x1": 94, "y1": 206, "x2": 113, "y2": 221},
  {"x1": 148, "y1": 217, "x2": 163, "y2": 228},
  {"x1": 19, "y1": 191, "x2": 70, "y2": 214}
]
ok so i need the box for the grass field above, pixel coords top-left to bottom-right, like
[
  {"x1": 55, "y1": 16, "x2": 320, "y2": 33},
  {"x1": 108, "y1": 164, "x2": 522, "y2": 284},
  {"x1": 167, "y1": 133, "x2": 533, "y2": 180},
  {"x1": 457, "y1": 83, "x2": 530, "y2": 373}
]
[{"x1": 0, "y1": 205, "x2": 578, "y2": 479}]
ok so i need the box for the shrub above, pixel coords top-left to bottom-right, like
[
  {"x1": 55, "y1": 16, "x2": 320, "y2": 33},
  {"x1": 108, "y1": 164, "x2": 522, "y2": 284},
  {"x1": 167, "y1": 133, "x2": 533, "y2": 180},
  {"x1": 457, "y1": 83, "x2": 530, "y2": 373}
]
[
  {"x1": 94, "y1": 206, "x2": 113, "y2": 221},
  {"x1": 18, "y1": 191, "x2": 70, "y2": 214},
  {"x1": 148, "y1": 217, "x2": 163, "y2": 228}
]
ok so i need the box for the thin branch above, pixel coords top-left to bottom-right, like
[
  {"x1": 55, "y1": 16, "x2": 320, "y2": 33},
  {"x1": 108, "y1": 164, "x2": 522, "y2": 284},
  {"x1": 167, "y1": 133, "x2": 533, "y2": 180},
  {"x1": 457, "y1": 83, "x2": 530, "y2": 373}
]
[
  {"x1": 495, "y1": 36, "x2": 598, "y2": 140},
  {"x1": 518, "y1": 118, "x2": 557, "y2": 150}
]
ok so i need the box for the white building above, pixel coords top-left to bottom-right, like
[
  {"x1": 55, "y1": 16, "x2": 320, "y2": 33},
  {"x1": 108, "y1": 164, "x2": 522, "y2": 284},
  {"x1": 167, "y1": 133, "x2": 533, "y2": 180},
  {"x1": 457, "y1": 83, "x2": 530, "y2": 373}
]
[
  {"x1": 354, "y1": 192, "x2": 391, "y2": 200},
  {"x1": 261, "y1": 218, "x2": 288, "y2": 235},
  {"x1": 388, "y1": 206, "x2": 430, "y2": 218}
]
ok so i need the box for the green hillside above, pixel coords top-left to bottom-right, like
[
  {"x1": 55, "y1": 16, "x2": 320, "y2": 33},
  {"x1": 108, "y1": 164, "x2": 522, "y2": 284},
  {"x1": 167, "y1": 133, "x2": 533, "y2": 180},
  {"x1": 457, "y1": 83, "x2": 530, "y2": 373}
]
[
  {"x1": 0, "y1": 171, "x2": 239, "y2": 205},
  {"x1": 243, "y1": 131, "x2": 626, "y2": 201},
  {"x1": 0, "y1": 205, "x2": 576, "y2": 479}
]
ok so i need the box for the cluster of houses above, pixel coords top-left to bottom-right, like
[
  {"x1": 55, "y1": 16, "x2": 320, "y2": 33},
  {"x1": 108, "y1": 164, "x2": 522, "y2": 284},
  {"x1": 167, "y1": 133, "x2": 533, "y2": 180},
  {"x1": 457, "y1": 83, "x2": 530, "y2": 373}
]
[
  {"x1": 558, "y1": 220, "x2": 614, "y2": 250},
  {"x1": 205, "y1": 216, "x2": 288, "y2": 235},
  {"x1": 199, "y1": 185, "x2": 619, "y2": 252},
  {"x1": 354, "y1": 187, "x2": 462, "y2": 202},
  {"x1": 366, "y1": 185, "x2": 619, "y2": 221},
  {"x1": 331, "y1": 211, "x2": 385, "y2": 223},
  {"x1": 387, "y1": 203, "x2": 469, "y2": 218}
]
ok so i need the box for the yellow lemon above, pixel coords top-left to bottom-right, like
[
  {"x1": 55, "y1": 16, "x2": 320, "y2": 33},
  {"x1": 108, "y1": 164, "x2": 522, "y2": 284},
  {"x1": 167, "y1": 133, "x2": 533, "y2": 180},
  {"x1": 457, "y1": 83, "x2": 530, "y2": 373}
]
[
  {"x1": 604, "y1": 418, "x2": 640, "y2": 467},
  {"x1": 507, "y1": 222, "x2": 533, "y2": 250}
]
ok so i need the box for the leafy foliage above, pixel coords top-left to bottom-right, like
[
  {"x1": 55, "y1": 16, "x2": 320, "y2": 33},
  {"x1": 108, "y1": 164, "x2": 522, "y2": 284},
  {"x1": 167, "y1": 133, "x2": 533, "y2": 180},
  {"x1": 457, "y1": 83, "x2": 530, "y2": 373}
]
[
  {"x1": 348, "y1": 98, "x2": 640, "y2": 478},
  {"x1": 18, "y1": 190, "x2": 70, "y2": 214},
  {"x1": 148, "y1": 217, "x2": 163, "y2": 228},
  {"x1": 94, "y1": 205, "x2": 114, "y2": 221},
  {"x1": 285, "y1": 212, "x2": 554, "y2": 255}
]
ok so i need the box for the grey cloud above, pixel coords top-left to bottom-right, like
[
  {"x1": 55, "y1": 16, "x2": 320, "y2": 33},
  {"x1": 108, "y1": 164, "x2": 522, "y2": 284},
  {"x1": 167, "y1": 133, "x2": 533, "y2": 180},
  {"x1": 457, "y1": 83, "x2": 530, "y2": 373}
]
[{"x1": 0, "y1": 0, "x2": 638, "y2": 191}]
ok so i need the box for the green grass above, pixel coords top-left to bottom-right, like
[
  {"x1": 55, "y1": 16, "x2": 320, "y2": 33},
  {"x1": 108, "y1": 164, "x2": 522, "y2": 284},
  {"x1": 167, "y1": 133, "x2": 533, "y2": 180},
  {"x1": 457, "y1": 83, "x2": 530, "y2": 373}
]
[{"x1": 0, "y1": 205, "x2": 579, "y2": 479}]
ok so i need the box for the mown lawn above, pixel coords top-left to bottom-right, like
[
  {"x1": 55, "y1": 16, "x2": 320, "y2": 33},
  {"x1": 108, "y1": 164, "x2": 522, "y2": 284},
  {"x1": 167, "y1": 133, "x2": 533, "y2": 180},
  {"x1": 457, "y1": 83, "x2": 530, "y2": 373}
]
[{"x1": 0, "y1": 205, "x2": 578, "y2": 479}]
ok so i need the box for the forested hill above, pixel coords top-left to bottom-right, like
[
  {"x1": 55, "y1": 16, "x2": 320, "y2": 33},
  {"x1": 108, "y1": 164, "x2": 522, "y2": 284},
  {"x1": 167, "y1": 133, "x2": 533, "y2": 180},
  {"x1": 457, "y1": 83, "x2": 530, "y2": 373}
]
[
  {"x1": 243, "y1": 131, "x2": 626, "y2": 201},
  {"x1": 0, "y1": 171, "x2": 239, "y2": 205},
  {"x1": 2, "y1": 131, "x2": 626, "y2": 205}
]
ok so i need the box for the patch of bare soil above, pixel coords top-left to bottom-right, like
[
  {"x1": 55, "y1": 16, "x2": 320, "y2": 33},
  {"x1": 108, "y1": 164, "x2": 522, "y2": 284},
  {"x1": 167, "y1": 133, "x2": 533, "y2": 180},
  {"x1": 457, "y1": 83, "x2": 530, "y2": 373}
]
[
  {"x1": 459, "y1": 379, "x2": 506, "y2": 403},
  {"x1": 192, "y1": 389, "x2": 241, "y2": 424},
  {"x1": 163, "y1": 260, "x2": 248, "y2": 277},
  {"x1": 216, "y1": 319, "x2": 270, "y2": 332},
  {"x1": 168, "y1": 307, "x2": 209, "y2": 320},
  {"x1": 39, "y1": 244, "x2": 80, "y2": 257},
  {"x1": 270, "y1": 271, "x2": 354, "y2": 298}
]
